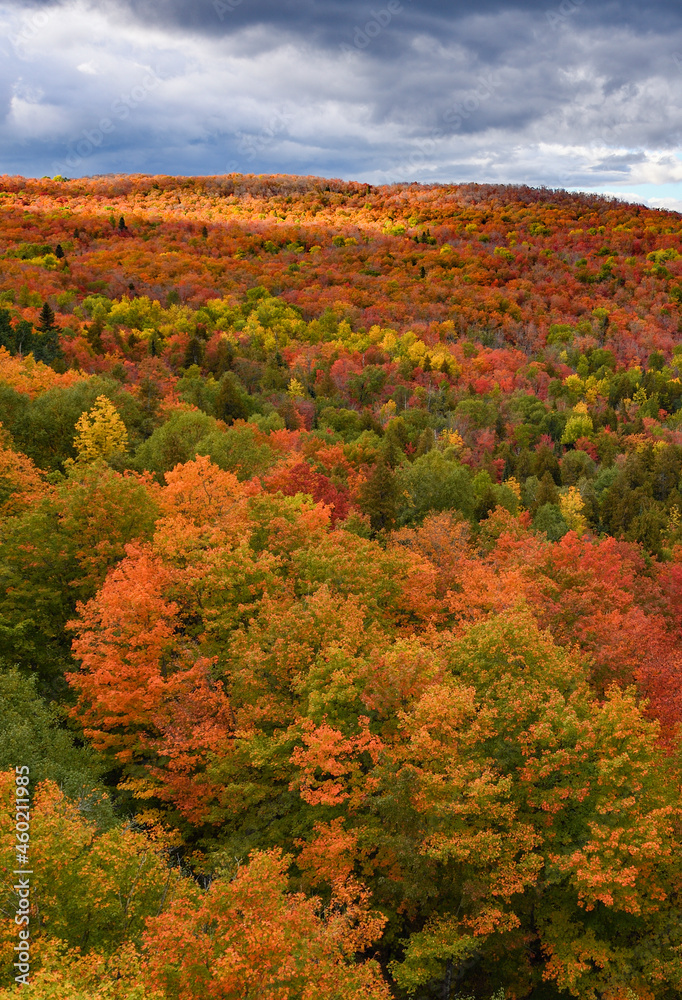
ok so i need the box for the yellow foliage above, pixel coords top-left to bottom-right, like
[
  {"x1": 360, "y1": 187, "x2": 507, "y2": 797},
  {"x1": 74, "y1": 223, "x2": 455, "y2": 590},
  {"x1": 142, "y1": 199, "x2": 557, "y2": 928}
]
[
  {"x1": 381, "y1": 330, "x2": 397, "y2": 352},
  {"x1": 73, "y1": 396, "x2": 129, "y2": 464},
  {"x1": 505, "y1": 477, "x2": 522, "y2": 503},
  {"x1": 584, "y1": 376, "x2": 610, "y2": 405},
  {"x1": 380, "y1": 400, "x2": 397, "y2": 423},
  {"x1": 287, "y1": 378, "x2": 306, "y2": 398},
  {"x1": 441, "y1": 430, "x2": 464, "y2": 451},
  {"x1": 563, "y1": 373, "x2": 583, "y2": 394},
  {"x1": 407, "y1": 340, "x2": 428, "y2": 363},
  {"x1": 559, "y1": 487, "x2": 588, "y2": 536}
]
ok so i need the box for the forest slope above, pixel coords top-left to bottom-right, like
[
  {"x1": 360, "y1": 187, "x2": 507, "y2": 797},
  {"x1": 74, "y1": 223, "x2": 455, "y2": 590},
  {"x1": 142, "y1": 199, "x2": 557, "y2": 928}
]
[{"x1": 1, "y1": 175, "x2": 682, "y2": 1000}]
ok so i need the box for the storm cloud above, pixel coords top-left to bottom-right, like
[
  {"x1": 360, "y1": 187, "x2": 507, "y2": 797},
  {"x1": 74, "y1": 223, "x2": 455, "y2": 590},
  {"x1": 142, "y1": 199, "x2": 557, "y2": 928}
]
[{"x1": 1, "y1": 0, "x2": 681, "y2": 205}]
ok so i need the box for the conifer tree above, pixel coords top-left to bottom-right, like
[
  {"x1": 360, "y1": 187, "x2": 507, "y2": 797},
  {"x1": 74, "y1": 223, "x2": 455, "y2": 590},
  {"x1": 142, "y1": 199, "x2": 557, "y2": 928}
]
[
  {"x1": 359, "y1": 459, "x2": 398, "y2": 533},
  {"x1": 39, "y1": 302, "x2": 55, "y2": 333},
  {"x1": 214, "y1": 372, "x2": 249, "y2": 424},
  {"x1": 535, "y1": 469, "x2": 559, "y2": 508}
]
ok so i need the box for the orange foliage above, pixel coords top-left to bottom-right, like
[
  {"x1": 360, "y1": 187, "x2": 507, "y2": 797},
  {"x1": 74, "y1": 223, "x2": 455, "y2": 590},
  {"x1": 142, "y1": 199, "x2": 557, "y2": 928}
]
[
  {"x1": 143, "y1": 849, "x2": 389, "y2": 1000},
  {"x1": 0, "y1": 427, "x2": 48, "y2": 516},
  {"x1": 0, "y1": 346, "x2": 86, "y2": 397}
]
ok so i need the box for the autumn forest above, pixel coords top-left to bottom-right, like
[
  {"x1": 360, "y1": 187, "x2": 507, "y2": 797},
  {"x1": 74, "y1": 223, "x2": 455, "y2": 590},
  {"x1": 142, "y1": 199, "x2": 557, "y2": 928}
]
[{"x1": 2, "y1": 172, "x2": 682, "y2": 1000}]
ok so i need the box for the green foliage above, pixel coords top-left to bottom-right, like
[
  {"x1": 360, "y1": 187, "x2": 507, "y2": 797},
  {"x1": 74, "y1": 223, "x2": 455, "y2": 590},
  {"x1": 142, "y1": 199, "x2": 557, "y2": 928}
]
[
  {"x1": 454, "y1": 397, "x2": 498, "y2": 429},
  {"x1": 0, "y1": 779, "x2": 176, "y2": 963},
  {"x1": 319, "y1": 406, "x2": 363, "y2": 440},
  {"x1": 214, "y1": 371, "x2": 252, "y2": 423},
  {"x1": 561, "y1": 412, "x2": 593, "y2": 445},
  {"x1": 0, "y1": 668, "x2": 108, "y2": 808},
  {"x1": 5, "y1": 242, "x2": 54, "y2": 260},
  {"x1": 175, "y1": 365, "x2": 220, "y2": 414},
  {"x1": 196, "y1": 422, "x2": 277, "y2": 481},
  {"x1": 546, "y1": 323, "x2": 573, "y2": 345},
  {"x1": 560, "y1": 448, "x2": 596, "y2": 486},
  {"x1": 397, "y1": 451, "x2": 473, "y2": 525},
  {"x1": 533, "y1": 502, "x2": 569, "y2": 540},
  {"x1": 0, "y1": 463, "x2": 158, "y2": 688},
  {"x1": 359, "y1": 459, "x2": 399, "y2": 532},
  {"x1": 5, "y1": 378, "x2": 147, "y2": 471},
  {"x1": 133, "y1": 409, "x2": 218, "y2": 475}
]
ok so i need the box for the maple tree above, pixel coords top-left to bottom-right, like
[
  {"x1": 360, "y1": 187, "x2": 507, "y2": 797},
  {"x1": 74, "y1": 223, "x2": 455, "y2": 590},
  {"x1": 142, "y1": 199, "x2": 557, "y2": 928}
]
[{"x1": 143, "y1": 849, "x2": 389, "y2": 1000}]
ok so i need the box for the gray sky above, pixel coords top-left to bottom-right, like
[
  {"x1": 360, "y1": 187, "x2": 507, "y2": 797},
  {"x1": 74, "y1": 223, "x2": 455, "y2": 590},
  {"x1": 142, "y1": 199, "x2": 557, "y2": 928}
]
[{"x1": 1, "y1": 0, "x2": 682, "y2": 208}]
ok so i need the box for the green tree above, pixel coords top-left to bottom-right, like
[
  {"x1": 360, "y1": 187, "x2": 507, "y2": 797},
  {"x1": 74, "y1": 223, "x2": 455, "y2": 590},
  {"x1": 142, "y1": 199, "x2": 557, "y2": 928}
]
[
  {"x1": 0, "y1": 668, "x2": 107, "y2": 806},
  {"x1": 214, "y1": 372, "x2": 251, "y2": 423},
  {"x1": 535, "y1": 469, "x2": 559, "y2": 508},
  {"x1": 196, "y1": 422, "x2": 276, "y2": 481},
  {"x1": 39, "y1": 302, "x2": 55, "y2": 332},
  {"x1": 359, "y1": 460, "x2": 399, "y2": 533},
  {"x1": 533, "y1": 502, "x2": 569, "y2": 540},
  {"x1": 0, "y1": 463, "x2": 158, "y2": 690},
  {"x1": 9, "y1": 379, "x2": 145, "y2": 472},
  {"x1": 560, "y1": 448, "x2": 595, "y2": 487},
  {"x1": 133, "y1": 409, "x2": 218, "y2": 476},
  {"x1": 396, "y1": 451, "x2": 473, "y2": 525},
  {"x1": 176, "y1": 365, "x2": 220, "y2": 414},
  {"x1": 0, "y1": 774, "x2": 176, "y2": 967}
]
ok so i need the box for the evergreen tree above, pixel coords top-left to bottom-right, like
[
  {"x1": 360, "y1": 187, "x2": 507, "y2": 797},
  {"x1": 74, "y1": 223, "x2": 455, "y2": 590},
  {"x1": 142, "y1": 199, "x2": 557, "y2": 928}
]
[
  {"x1": 473, "y1": 483, "x2": 498, "y2": 522},
  {"x1": 0, "y1": 308, "x2": 16, "y2": 353},
  {"x1": 39, "y1": 302, "x2": 55, "y2": 333},
  {"x1": 183, "y1": 334, "x2": 205, "y2": 369},
  {"x1": 533, "y1": 502, "x2": 569, "y2": 540},
  {"x1": 214, "y1": 372, "x2": 250, "y2": 424},
  {"x1": 359, "y1": 459, "x2": 398, "y2": 533},
  {"x1": 33, "y1": 326, "x2": 61, "y2": 365},
  {"x1": 535, "y1": 469, "x2": 559, "y2": 509},
  {"x1": 514, "y1": 447, "x2": 534, "y2": 481},
  {"x1": 13, "y1": 320, "x2": 35, "y2": 358},
  {"x1": 414, "y1": 428, "x2": 435, "y2": 457},
  {"x1": 533, "y1": 443, "x2": 561, "y2": 483},
  {"x1": 86, "y1": 315, "x2": 104, "y2": 353}
]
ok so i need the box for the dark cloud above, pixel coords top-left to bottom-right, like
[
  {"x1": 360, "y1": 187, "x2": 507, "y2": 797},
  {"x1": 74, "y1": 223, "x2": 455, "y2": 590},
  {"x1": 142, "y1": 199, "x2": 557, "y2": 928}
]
[
  {"x1": 5, "y1": 0, "x2": 682, "y2": 40},
  {"x1": 0, "y1": 0, "x2": 681, "y2": 202}
]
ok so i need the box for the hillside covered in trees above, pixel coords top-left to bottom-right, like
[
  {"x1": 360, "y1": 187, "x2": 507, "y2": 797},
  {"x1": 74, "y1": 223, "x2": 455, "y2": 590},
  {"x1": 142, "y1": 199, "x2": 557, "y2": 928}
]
[{"x1": 2, "y1": 173, "x2": 682, "y2": 999}]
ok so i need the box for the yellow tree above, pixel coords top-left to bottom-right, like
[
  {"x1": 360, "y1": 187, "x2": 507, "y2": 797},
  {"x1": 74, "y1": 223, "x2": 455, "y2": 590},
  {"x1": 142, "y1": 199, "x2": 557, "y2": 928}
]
[
  {"x1": 559, "y1": 486, "x2": 588, "y2": 536},
  {"x1": 73, "y1": 396, "x2": 129, "y2": 464}
]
